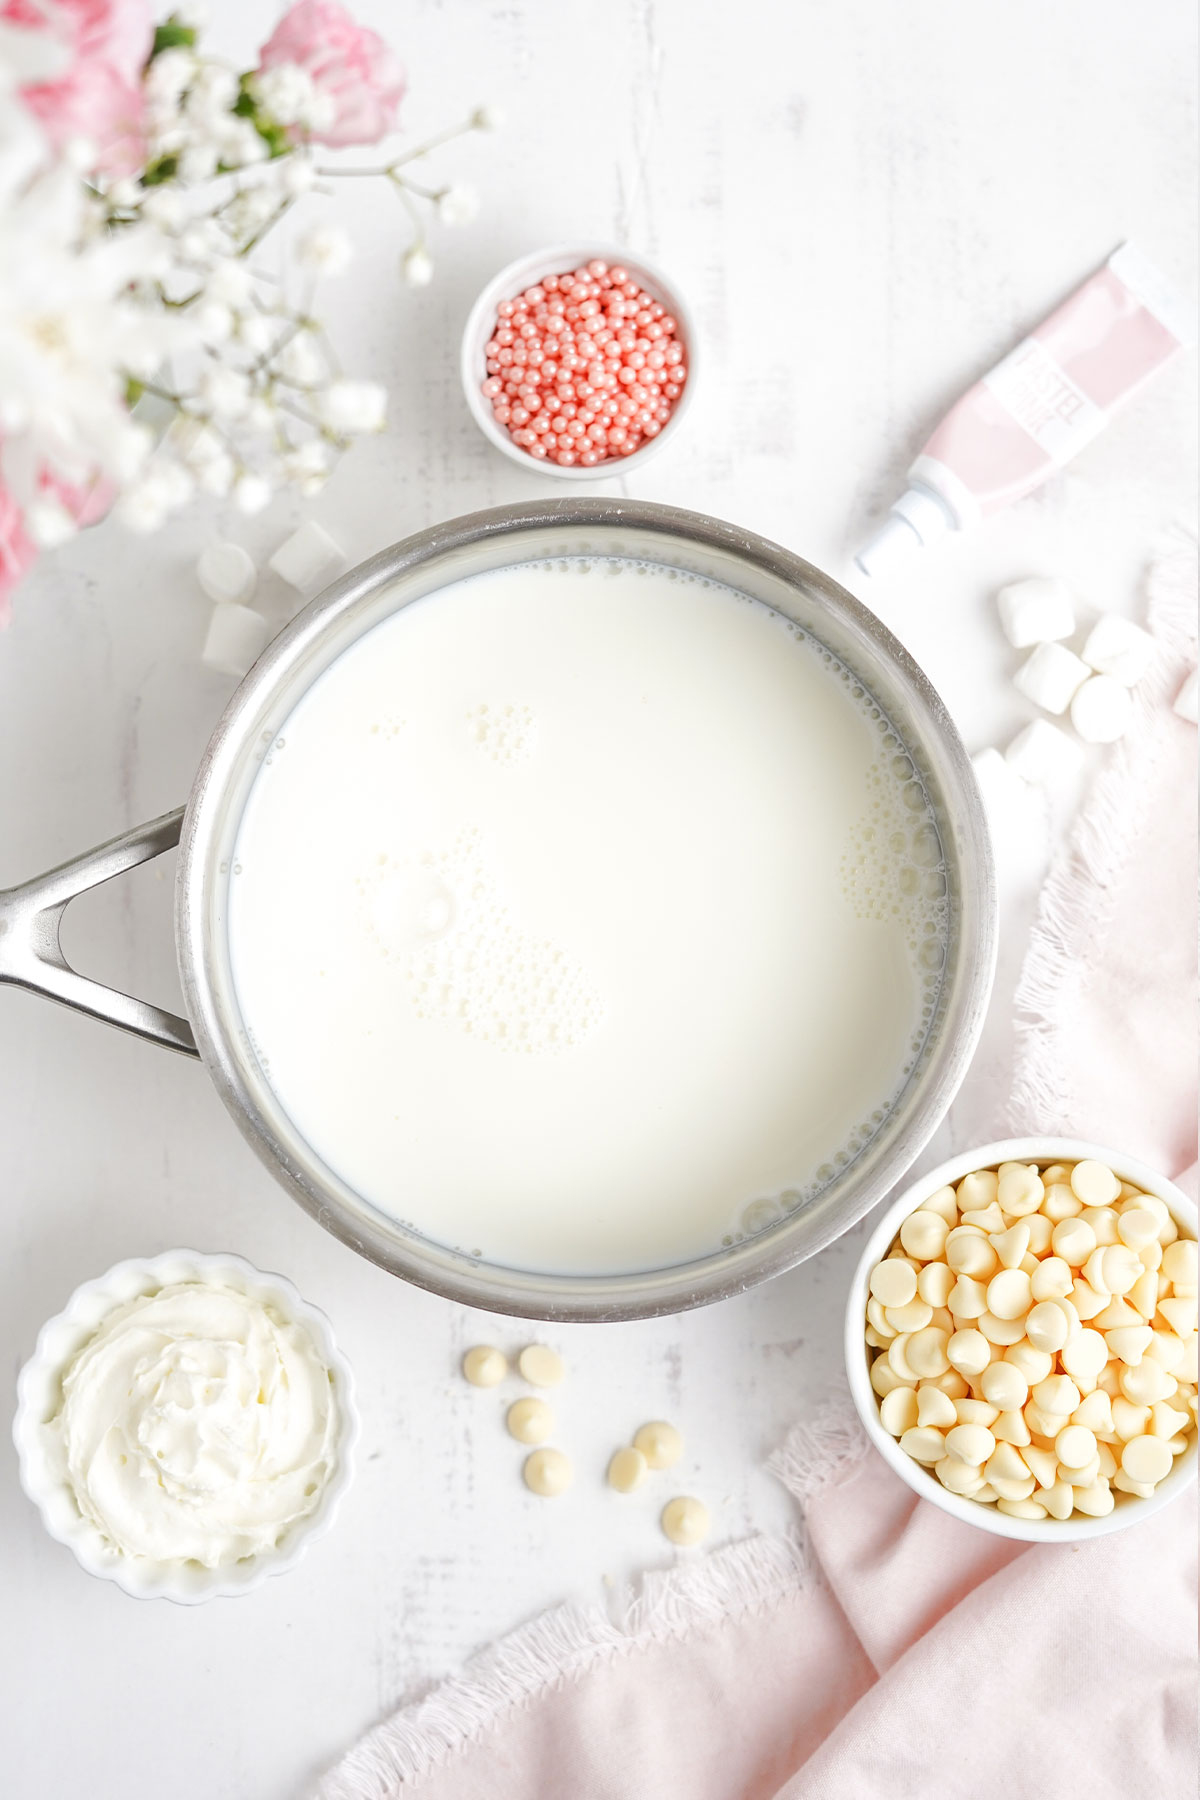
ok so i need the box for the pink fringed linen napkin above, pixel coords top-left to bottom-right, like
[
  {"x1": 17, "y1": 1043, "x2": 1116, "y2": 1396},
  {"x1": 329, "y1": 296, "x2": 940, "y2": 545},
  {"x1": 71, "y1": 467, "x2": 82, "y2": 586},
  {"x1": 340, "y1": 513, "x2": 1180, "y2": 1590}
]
[{"x1": 317, "y1": 542, "x2": 1198, "y2": 1800}]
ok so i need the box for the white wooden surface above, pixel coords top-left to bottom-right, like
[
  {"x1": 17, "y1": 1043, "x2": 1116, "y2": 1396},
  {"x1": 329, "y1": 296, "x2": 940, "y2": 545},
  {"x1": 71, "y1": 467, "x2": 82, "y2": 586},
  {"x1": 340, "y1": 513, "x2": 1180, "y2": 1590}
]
[{"x1": 1, "y1": 4, "x2": 1195, "y2": 1796}]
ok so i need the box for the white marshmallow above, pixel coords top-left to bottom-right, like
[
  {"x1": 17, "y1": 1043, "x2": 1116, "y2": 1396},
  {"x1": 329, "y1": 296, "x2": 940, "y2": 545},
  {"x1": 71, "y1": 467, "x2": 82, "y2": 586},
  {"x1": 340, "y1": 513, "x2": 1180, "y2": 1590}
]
[
  {"x1": 1070, "y1": 674, "x2": 1133, "y2": 744},
  {"x1": 1081, "y1": 614, "x2": 1156, "y2": 687},
  {"x1": 970, "y1": 748, "x2": 1032, "y2": 830},
  {"x1": 1014, "y1": 642, "x2": 1092, "y2": 714},
  {"x1": 197, "y1": 540, "x2": 257, "y2": 605},
  {"x1": 1173, "y1": 668, "x2": 1198, "y2": 724},
  {"x1": 996, "y1": 577, "x2": 1077, "y2": 649},
  {"x1": 202, "y1": 601, "x2": 271, "y2": 677},
  {"x1": 1004, "y1": 719, "x2": 1084, "y2": 787},
  {"x1": 267, "y1": 521, "x2": 346, "y2": 594}
]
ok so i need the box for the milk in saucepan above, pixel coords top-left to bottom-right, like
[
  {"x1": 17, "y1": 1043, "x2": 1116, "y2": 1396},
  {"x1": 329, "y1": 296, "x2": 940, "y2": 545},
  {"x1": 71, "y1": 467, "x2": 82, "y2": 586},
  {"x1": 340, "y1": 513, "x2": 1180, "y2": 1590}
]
[{"x1": 228, "y1": 558, "x2": 948, "y2": 1275}]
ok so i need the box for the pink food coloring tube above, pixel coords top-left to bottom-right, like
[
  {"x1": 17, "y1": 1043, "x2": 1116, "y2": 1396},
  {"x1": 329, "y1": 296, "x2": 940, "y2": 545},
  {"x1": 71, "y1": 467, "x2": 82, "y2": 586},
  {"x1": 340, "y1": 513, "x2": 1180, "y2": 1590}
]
[{"x1": 857, "y1": 242, "x2": 1194, "y2": 576}]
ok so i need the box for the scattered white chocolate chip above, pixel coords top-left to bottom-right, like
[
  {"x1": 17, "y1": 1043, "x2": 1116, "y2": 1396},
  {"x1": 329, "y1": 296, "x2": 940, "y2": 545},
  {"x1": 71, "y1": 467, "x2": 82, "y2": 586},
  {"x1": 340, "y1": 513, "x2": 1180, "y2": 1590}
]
[
  {"x1": 267, "y1": 520, "x2": 347, "y2": 593},
  {"x1": 661, "y1": 1496, "x2": 710, "y2": 1546},
  {"x1": 1080, "y1": 614, "x2": 1156, "y2": 687},
  {"x1": 864, "y1": 1156, "x2": 1196, "y2": 1521},
  {"x1": 201, "y1": 601, "x2": 271, "y2": 677},
  {"x1": 197, "y1": 539, "x2": 257, "y2": 605},
  {"x1": 1004, "y1": 719, "x2": 1085, "y2": 787},
  {"x1": 523, "y1": 1448, "x2": 572, "y2": 1497},
  {"x1": 518, "y1": 1344, "x2": 565, "y2": 1388},
  {"x1": 1173, "y1": 668, "x2": 1198, "y2": 724},
  {"x1": 633, "y1": 1420, "x2": 683, "y2": 1470},
  {"x1": 506, "y1": 1397, "x2": 554, "y2": 1445},
  {"x1": 607, "y1": 1447, "x2": 649, "y2": 1493},
  {"x1": 995, "y1": 577, "x2": 1077, "y2": 649},
  {"x1": 1070, "y1": 674, "x2": 1133, "y2": 744},
  {"x1": 461, "y1": 1344, "x2": 507, "y2": 1387},
  {"x1": 1014, "y1": 642, "x2": 1091, "y2": 715}
]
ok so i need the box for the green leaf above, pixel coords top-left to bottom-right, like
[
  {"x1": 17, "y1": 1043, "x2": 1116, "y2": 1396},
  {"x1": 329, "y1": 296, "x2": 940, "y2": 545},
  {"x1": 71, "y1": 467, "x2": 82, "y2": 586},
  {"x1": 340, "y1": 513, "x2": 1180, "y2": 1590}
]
[
  {"x1": 149, "y1": 19, "x2": 197, "y2": 60},
  {"x1": 124, "y1": 377, "x2": 145, "y2": 408},
  {"x1": 140, "y1": 154, "x2": 179, "y2": 186}
]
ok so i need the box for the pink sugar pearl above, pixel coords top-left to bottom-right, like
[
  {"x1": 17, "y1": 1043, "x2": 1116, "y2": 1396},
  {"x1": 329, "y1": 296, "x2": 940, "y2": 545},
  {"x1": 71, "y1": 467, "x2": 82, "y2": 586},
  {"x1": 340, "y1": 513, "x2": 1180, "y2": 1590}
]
[{"x1": 482, "y1": 261, "x2": 687, "y2": 468}]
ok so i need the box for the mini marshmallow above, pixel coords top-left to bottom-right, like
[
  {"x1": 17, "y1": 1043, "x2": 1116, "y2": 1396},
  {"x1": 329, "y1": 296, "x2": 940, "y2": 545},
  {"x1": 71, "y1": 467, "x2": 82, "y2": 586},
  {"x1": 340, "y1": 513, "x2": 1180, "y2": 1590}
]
[
  {"x1": 1014, "y1": 642, "x2": 1091, "y2": 715},
  {"x1": 969, "y1": 747, "x2": 1034, "y2": 835},
  {"x1": 1004, "y1": 719, "x2": 1085, "y2": 787},
  {"x1": 197, "y1": 539, "x2": 257, "y2": 605},
  {"x1": 267, "y1": 520, "x2": 347, "y2": 594},
  {"x1": 995, "y1": 577, "x2": 1077, "y2": 649},
  {"x1": 1070, "y1": 674, "x2": 1133, "y2": 744},
  {"x1": 201, "y1": 601, "x2": 271, "y2": 677},
  {"x1": 1174, "y1": 668, "x2": 1198, "y2": 724},
  {"x1": 1081, "y1": 613, "x2": 1156, "y2": 687}
]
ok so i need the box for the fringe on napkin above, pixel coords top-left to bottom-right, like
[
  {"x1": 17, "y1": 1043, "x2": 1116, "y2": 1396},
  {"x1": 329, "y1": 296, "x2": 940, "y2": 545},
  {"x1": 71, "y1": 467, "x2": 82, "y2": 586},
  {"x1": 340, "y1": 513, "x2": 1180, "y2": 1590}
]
[{"x1": 316, "y1": 1394, "x2": 864, "y2": 1800}]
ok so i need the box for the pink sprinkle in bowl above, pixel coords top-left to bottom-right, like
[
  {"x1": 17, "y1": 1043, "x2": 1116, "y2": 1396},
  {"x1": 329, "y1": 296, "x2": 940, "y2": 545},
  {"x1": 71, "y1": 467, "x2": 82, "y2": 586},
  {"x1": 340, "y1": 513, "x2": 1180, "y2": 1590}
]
[{"x1": 460, "y1": 242, "x2": 698, "y2": 480}]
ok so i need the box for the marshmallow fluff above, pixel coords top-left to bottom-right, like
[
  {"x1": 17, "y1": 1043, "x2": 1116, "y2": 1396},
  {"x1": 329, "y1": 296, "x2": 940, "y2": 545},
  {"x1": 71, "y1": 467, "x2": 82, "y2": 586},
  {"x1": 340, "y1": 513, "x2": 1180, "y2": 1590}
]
[
  {"x1": 46, "y1": 1283, "x2": 338, "y2": 1567},
  {"x1": 228, "y1": 557, "x2": 949, "y2": 1276}
]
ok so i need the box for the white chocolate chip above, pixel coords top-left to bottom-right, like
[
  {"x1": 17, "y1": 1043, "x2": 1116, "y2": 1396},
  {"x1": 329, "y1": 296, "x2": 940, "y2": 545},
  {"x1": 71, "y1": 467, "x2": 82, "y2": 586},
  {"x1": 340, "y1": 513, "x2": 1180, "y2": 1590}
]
[
  {"x1": 523, "y1": 1448, "x2": 572, "y2": 1496},
  {"x1": 267, "y1": 520, "x2": 347, "y2": 593},
  {"x1": 1080, "y1": 614, "x2": 1156, "y2": 687},
  {"x1": 869, "y1": 1260, "x2": 918, "y2": 1307},
  {"x1": 518, "y1": 1345, "x2": 565, "y2": 1388},
  {"x1": 607, "y1": 1446, "x2": 649, "y2": 1493},
  {"x1": 1070, "y1": 1160, "x2": 1121, "y2": 1206},
  {"x1": 899, "y1": 1426, "x2": 946, "y2": 1465},
  {"x1": 986, "y1": 1268, "x2": 1033, "y2": 1320},
  {"x1": 1055, "y1": 1425, "x2": 1098, "y2": 1469},
  {"x1": 916, "y1": 1385, "x2": 958, "y2": 1428},
  {"x1": 1120, "y1": 1434, "x2": 1173, "y2": 1485},
  {"x1": 946, "y1": 1422, "x2": 996, "y2": 1465},
  {"x1": 879, "y1": 1386, "x2": 920, "y2": 1436},
  {"x1": 900, "y1": 1210, "x2": 950, "y2": 1261},
  {"x1": 633, "y1": 1420, "x2": 683, "y2": 1469},
  {"x1": 661, "y1": 1496, "x2": 710, "y2": 1546},
  {"x1": 197, "y1": 539, "x2": 257, "y2": 604},
  {"x1": 462, "y1": 1344, "x2": 508, "y2": 1387},
  {"x1": 1014, "y1": 641, "x2": 1091, "y2": 714},
  {"x1": 996, "y1": 577, "x2": 1077, "y2": 649},
  {"x1": 957, "y1": 1170, "x2": 999, "y2": 1210},
  {"x1": 980, "y1": 1362, "x2": 1028, "y2": 1411},
  {"x1": 946, "y1": 1329, "x2": 991, "y2": 1376},
  {"x1": 507, "y1": 1397, "x2": 554, "y2": 1444}
]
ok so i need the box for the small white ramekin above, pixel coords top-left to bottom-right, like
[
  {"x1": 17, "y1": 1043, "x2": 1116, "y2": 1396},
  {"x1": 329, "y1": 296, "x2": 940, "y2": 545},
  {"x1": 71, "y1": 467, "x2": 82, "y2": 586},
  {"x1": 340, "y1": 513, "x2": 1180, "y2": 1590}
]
[
  {"x1": 459, "y1": 241, "x2": 697, "y2": 479},
  {"x1": 845, "y1": 1138, "x2": 1198, "y2": 1543},
  {"x1": 13, "y1": 1249, "x2": 360, "y2": 1603}
]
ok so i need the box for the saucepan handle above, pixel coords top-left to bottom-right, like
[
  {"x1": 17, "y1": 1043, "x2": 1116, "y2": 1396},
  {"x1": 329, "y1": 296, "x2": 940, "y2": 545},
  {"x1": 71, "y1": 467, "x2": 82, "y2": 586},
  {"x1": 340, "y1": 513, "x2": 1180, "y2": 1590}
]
[{"x1": 0, "y1": 807, "x2": 199, "y2": 1057}]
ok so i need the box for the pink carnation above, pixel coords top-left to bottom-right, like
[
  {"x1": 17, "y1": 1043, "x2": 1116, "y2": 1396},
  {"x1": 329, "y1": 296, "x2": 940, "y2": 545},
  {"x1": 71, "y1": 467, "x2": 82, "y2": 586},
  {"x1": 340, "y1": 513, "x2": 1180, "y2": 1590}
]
[
  {"x1": 257, "y1": 0, "x2": 404, "y2": 147},
  {"x1": 4, "y1": 0, "x2": 152, "y2": 177},
  {"x1": 0, "y1": 461, "x2": 112, "y2": 628}
]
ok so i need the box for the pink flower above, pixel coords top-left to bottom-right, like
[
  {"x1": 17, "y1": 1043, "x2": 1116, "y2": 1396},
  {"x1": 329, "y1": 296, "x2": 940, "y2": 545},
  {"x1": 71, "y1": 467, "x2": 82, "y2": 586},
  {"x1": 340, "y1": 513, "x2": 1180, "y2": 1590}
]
[
  {"x1": 257, "y1": 0, "x2": 404, "y2": 148},
  {"x1": 0, "y1": 456, "x2": 112, "y2": 628},
  {"x1": 0, "y1": 481, "x2": 36, "y2": 629},
  {"x1": 3, "y1": 0, "x2": 152, "y2": 177}
]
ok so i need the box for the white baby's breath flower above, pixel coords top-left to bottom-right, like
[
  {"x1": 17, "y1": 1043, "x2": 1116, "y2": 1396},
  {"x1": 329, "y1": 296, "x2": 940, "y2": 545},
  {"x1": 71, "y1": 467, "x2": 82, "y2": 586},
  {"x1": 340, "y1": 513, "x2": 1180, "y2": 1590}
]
[
  {"x1": 24, "y1": 499, "x2": 78, "y2": 548},
  {"x1": 140, "y1": 187, "x2": 188, "y2": 232},
  {"x1": 195, "y1": 451, "x2": 236, "y2": 496},
  {"x1": 282, "y1": 439, "x2": 329, "y2": 483},
  {"x1": 198, "y1": 364, "x2": 251, "y2": 418},
  {"x1": 295, "y1": 224, "x2": 353, "y2": 277},
  {"x1": 204, "y1": 258, "x2": 256, "y2": 308},
  {"x1": 235, "y1": 313, "x2": 275, "y2": 356},
  {"x1": 113, "y1": 470, "x2": 175, "y2": 534},
  {"x1": 272, "y1": 329, "x2": 323, "y2": 386},
  {"x1": 245, "y1": 396, "x2": 277, "y2": 432},
  {"x1": 316, "y1": 379, "x2": 387, "y2": 434},
  {"x1": 106, "y1": 178, "x2": 141, "y2": 209},
  {"x1": 297, "y1": 91, "x2": 337, "y2": 135},
  {"x1": 218, "y1": 118, "x2": 269, "y2": 170},
  {"x1": 279, "y1": 155, "x2": 317, "y2": 197},
  {"x1": 253, "y1": 62, "x2": 317, "y2": 128},
  {"x1": 145, "y1": 48, "x2": 196, "y2": 106},
  {"x1": 232, "y1": 472, "x2": 272, "y2": 514},
  {"x1": 470, "y1": 104, "x2": 504, "y2": 131},
  {"x1": 178, "y1": 142, "x2": 220, "y2": 185},
  {"x1": 192, "y1": 299, "x2": 234, "y2": 345},
  {"x1": 186, "y1": 61, "x2": 239, "y2": 122},
  {"x1": 401, "y1": 244, "x2": 434, "y2": 287},
  {"x1": 155, "y1": 457, "x2": 196, "y2": 509},
  {"x1": 436, "y1": 185, "x2": 478, "y2": 227}
]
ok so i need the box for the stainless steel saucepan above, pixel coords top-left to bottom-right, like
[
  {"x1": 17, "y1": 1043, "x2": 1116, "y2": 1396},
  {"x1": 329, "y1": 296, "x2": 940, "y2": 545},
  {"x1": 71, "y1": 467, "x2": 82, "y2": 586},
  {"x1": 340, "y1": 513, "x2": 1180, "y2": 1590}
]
[{"x1": 0, "y1": 499, "x2": 996, "y2": 1320}]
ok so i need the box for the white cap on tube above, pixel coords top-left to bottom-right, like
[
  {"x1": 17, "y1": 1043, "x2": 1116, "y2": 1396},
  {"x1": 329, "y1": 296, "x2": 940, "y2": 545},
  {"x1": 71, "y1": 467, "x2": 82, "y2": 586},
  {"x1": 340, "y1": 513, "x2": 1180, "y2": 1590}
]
[{"x1": 856, "y1": 484, "x2": 955, "y2": 578}]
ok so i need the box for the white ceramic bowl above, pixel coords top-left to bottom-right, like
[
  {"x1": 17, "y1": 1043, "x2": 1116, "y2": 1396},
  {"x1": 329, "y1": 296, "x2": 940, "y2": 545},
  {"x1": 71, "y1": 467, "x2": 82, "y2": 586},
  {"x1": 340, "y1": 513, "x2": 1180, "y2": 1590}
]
[
  {"x1": 845, "y1": 1137, "x2": 1198, "y2": 1542},
  {"x1": 459, "y1": 242, "x2": 697, "y2": 479},
  {"x1": 13, "y1": 1249, "x2": 360, "y2": 1603}
]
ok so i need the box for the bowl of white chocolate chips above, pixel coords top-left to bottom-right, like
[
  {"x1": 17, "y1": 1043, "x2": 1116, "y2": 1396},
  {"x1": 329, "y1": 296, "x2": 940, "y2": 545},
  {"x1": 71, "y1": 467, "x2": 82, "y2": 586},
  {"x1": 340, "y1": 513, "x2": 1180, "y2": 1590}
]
[{"x1": 845, "y1": 1139, "x2": 1197, "y2": 1539}]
